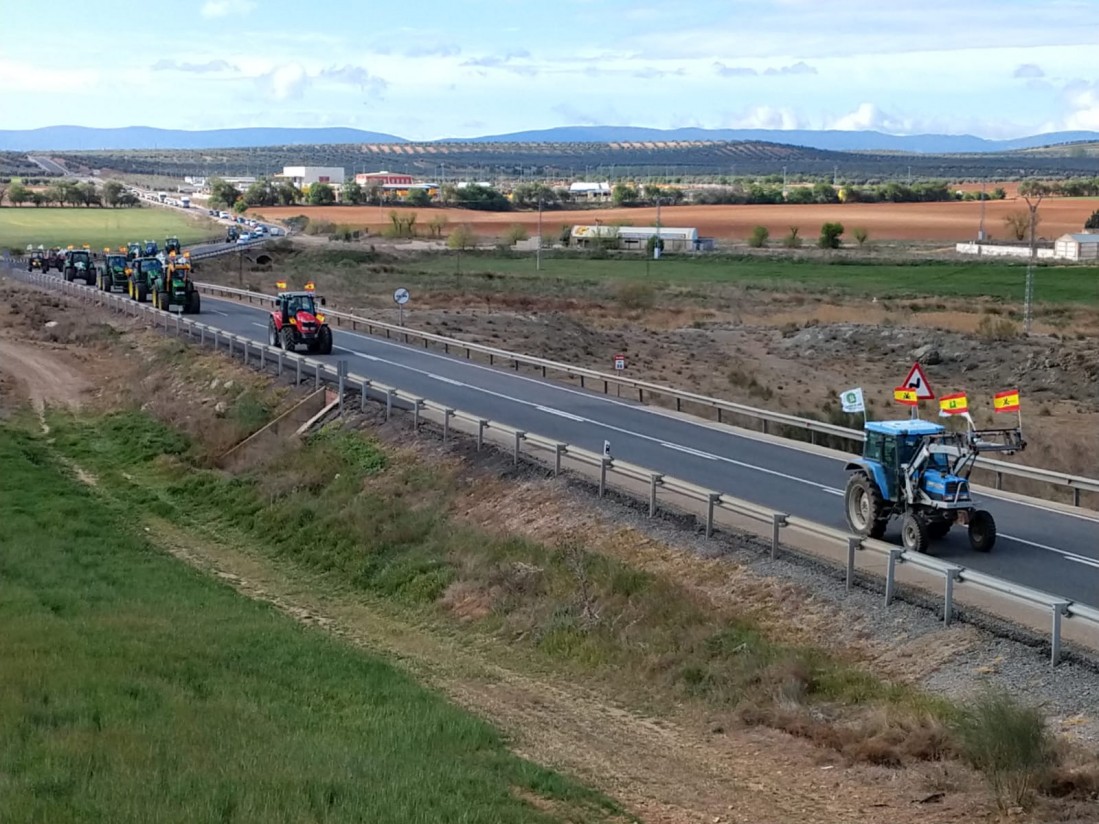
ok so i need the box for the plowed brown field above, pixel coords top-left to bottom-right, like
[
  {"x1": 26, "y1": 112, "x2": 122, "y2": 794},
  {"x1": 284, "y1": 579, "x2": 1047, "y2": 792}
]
[{"x1": 253, "y1": 197, "x2": 1099, "y2": 242}]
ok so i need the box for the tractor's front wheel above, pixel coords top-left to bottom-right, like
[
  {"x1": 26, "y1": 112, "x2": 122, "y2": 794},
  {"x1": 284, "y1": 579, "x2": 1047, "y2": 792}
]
[
  {"x1": 844, "y1": 472, "x2": 887, "y2": 539},
  {"x1": 157, "y1": 291, "x2": 169, "y2": 311},
  {"x1": 968, "y1": 509, "x2": 996, "y2": 552},
  {"x1": 317, "y1": 326, "x2": 333, "y2": 356},
  {"x1": 901, "y1": 512, "x2": 929, "y2": 554},
  {"x1": 187, "y1": 291, "x2": 200, "y2": 314},
  {"x1": 281, "y1": 326, "x2": 295, "y2": 352},
  {"x1": 137, "y1": 283, "x2": 148, "y2": 302}
]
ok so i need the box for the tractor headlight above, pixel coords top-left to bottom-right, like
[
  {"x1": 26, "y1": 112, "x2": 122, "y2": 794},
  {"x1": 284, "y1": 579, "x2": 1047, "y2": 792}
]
[{"x1": 316, "y1": 313, "x2": 326, "y2": 323}]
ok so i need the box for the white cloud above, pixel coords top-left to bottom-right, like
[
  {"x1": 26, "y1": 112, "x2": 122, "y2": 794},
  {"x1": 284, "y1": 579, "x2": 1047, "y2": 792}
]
[
  {"x1": 1062, "y1": 83, "x2": 1099, "y2": 130},
  {"x1": 200, "y1": 0, "x2": 255, "y2": 19},
  {"x1": 827, "y1": 102, "x2": 907, "y2": 132},
  {"x1": 0, "y1": 59, "x2": 99, "y2": 93},
  {"x1": 1013, "y1": 63, "x2": 1045, "y2": 79},
  {"x1": 725, "y1": 105, "x2": 805, "y2": 130},
  {"x1": 262, "y1": 63, "x2": 308, "y2": 100}
]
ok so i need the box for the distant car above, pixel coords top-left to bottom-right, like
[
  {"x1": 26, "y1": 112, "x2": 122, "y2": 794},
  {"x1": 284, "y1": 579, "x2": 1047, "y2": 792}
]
[{"x1": 236, "y1": 235, "x2": 250, "y2": 245}]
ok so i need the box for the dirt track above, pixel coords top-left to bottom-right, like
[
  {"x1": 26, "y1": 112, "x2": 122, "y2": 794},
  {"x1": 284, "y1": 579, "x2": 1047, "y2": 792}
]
[
  {"x1": 0, "y1": 340, "x2": 89, "y2": 414},
  {"x1": 254, "y1": 197, "x2": 1099, "y2": 242}
]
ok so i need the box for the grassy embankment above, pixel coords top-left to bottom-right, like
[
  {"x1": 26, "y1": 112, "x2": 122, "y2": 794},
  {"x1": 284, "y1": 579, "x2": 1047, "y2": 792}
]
[
  {"x1": 0, "y1": 206, "x2": 221, "y2": 251},
  {"x1": 0, "y1": 422, "x2": 619, "y2": 823}
]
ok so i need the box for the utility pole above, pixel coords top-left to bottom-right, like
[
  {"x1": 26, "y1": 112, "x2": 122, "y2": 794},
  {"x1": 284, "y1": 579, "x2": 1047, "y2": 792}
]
[
  {"x1": 1022, "y1": 184, "x2": 1046, "y2": 335},
  {"x1": 536, "y1": 193, "x2": 543, "y2": 272},
  {"x1": 978, "y1": 180, "x2": 987, "y2": 242},
  {"x1": 782, "y1": 166, "x2": 787, "y2": 200}
]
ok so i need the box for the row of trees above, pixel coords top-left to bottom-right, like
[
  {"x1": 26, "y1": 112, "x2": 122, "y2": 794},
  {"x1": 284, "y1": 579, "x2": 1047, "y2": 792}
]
[{"x1": 0, "y1": 179, "x2": 138, "y2": 208}]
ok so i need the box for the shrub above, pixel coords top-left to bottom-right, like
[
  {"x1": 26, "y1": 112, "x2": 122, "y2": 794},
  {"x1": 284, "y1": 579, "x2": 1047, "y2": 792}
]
[
  {"x1": 1084, "y1": 209, "x2": 1099, "y2": 230},
  {"x1": 447, "y1": 224, "x2": 476, "y2": 250},
  {"x1": 782, "y1": 227, "x2": 802, "y2": 248},
  {"x1": 502, "y1": 224, "x2": 529, "y2": 246},
  {"x1": 852, "y1": 227, "x2": 869, "y2": 247},
  {"x1": 615, "y1": 282, "x2": 655, "y2": 311},
  {"x1": 818, "y1": 222, "x2": 844, "y2": 249},
  {"x1": 748, "y1": 226, "x2": 769, "y2": 248},
  {"x1": 976, "y1": 315, "x2": 1020, "y2": 340},
  {"x1": 953, "y1": 689, "x2": 1054, "y2": 811}
]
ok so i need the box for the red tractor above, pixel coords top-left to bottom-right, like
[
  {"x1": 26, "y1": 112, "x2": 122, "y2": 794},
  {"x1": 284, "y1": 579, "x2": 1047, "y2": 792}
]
[{"x1": 267, "y1": 289, "x2": 333, "y2": 354}]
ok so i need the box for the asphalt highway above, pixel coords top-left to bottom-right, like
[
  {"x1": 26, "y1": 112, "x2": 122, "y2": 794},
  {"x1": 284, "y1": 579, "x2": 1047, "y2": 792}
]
[{"x1": 194, "y1": 293, "x2": 1099, "y2": 606}]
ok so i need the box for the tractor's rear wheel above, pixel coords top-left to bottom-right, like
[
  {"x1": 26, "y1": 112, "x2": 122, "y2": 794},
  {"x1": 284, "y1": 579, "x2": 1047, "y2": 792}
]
[
  {"x1": 901, "y1": 512, "x2": 930, "y2": 554},
  {"x1": 968, "y1": 509, "x2": 996, "y2": 552},
  {"x1": 844, "y1": 472, "x2": 887, "y2": 539},
  {"x1": 268, "y1": 321, "x2": 279, "y2": 347}
]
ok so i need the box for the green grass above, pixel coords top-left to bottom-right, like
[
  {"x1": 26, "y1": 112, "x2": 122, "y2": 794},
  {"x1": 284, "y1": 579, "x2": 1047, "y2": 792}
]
[
  {"x1": 0, "y1": 206, "x2": 221, "y2": 251},
  {"x1": 403, "y1": 251, "x2": 1099, "y2": 304},
  {"x1": 0, "y1": 424, "x2": 619, "y2": 824},
  {"x1": 43, "y1": 410, "x2": 952, "y2": 726}
]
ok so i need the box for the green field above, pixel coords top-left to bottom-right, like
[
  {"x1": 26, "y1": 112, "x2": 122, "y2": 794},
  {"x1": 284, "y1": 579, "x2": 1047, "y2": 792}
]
[
  {"x1": 0, "y1": 206, "x2": 221, "y2": 251},
  {"x1": 404, "y1": 251, "x2": 1099, "y2": 304},
  {"x1": 0, "y1": 423, "x2": 616, "y2": 824}
]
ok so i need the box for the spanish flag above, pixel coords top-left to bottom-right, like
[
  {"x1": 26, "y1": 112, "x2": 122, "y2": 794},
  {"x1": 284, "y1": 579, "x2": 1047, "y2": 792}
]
[
  {"x1": 893, "y1": 386, "x2": 918, "y2": 406},
  {"x1": 304, "y1": 281, "x2": 316, "y2": 291},
  {"x1": 993, "y1": 389, "x2": 1020, "y2": 413},
  {"x1": 939, "y1": 392, "x2": 968, "y2": 415},
  {"x1": 275, "y1": 280, "x2": 287, "y2": 289}
]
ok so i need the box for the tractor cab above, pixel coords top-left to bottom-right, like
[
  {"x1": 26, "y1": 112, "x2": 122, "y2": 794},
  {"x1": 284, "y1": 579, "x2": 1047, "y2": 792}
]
[
  {"x1": 143, "y1": 240, "x2": 159, "y2": 257},
  {"x1": 27, "y1": 247, "x2": 46, "y2": 271},
  {"x1": 165, "y1": 236, "x2": 182, "y2": 255},
  {"x1": 844, "y1": 418, "x2": 1025, "y2": 554},
  {"x1": 127, "y1": 242, "x2": 141, "y2": 261}
]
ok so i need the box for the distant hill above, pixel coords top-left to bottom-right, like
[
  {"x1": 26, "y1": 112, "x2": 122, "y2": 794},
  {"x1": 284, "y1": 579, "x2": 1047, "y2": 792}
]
[
  {"x1": 3, "y1": 124, "x2": 1099, "y2": 155},
  {"x1": 453, "y1": 126, "x2": 1099, "y2": 154},
  {"x1": 0, "y1": 126, "x2": 407, "y2": 152}
]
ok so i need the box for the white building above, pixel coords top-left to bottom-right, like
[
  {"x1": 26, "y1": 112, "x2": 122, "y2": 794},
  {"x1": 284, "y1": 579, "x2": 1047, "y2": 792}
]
[
  {"x1": 569, "y1": 181, "x2": 612, "y2": 200},
  {"x1": 571, "y1": 225, "x2": 702, "y2": 252},
  {"x1": 1054, "y1": 232, "x2": 1099, "y2": 261},
  {"x1": 277, "y1": 166, "x2": 346, "y2": 188}
]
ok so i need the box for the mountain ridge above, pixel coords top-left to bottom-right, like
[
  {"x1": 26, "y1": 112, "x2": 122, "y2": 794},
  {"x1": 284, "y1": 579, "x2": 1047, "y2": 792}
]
[{"x1": 2, "y1": 124, "x2": 1098, "y2": 155}]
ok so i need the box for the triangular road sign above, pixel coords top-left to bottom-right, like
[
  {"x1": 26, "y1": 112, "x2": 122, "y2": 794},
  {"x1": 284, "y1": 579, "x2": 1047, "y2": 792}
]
[{"x1": 901, "y1": 362, "x2": 936, "y2": 400}]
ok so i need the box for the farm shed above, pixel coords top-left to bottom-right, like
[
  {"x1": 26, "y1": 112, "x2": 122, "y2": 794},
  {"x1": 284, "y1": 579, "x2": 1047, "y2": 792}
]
[
  {"x1": 571, "y1": 225, "x2": 702, "y2": 252},
  {"x1": 1054, "y1": 232, "x2": 1099, "y2": 261}
]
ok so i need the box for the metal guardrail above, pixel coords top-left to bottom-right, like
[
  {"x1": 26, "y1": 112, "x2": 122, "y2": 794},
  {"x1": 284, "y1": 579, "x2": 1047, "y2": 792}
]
[
  {"x1": 191, "y1": 281, "x2": 1099, "y2": 507},
  {"x1": 13, "y1": 267, "x2": 1099, "y2": 666}
]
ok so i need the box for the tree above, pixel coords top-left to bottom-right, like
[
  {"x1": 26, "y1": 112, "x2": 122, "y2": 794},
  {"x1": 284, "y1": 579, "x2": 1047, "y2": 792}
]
[
  {"x1": 503, "y1": 223, "x2": 528, "y2": 245},
  {"x1": 447, "y1": 224, "x2": 476, "y2": 249},
  {"x1": 102, "y1": 180, "x2": 124, "y2": 207},
  {"x1": 405, "y1": 188, "x2": 432, "y2": 207},
  {"x1": 1085, "y1": 210, "x2": 1099, "y2": 230},
  {"x1": 1003, "y1": 210, "x2": 1032, "y2": 242},
  {"x1": 818, "y1": 222, "x2": 844, "y2": 249},
  {"x1": 748, "y1": 225, "x2": 769, "y2": 248},
  {"x1": 341, "y1": 180, "x2": 364, "y2": 205},
  {"x1": 611, "y1": 182, "x2": 639, "y2": 207},
  {"x1": 783, "y1": 226, "x2": 802, "y2": 248},
  {"x1": 243, "y1": 178, "x2": 278, "y2": 207},
  {"x1": 275, "y1": 181, "x2": 300, "y2": 206},
  {"x1": 0, "y1": 181, "x2": 7, "y2": 206},
  {"x1": 77, "y1": 182, "x2": 100, "y2": 207},
  {"x1": 453, "y1": 183, "x2": 509, "y2": 211},
  {"x1": 233, "y1": 198, "x2": 248, "y2": 214},
  {"x1": 510, "y1": 182, "x2": 558, "y2": 209},
  {"x1": 427, "y1": 214, "x2": 448, "y2": 238},
  {"x1": 7, "y1": 180, "x2": 30, "y2": 206},
  {"x1": 308, "y1": 182, "x2": 336, "y2": 206},
  {"x1": 852, "y1": 227, "x2": 869, "y2": 247},
  {"x1": 209, "y1": 177, "x2": 241, "y2": 210}
]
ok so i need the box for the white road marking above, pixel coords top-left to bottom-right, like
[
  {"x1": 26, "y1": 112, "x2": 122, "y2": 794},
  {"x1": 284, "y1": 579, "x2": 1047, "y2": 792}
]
[
  {"x1": 1001, "y1": 534, "x2": 1099, "y2": 569},
  {"x1": 350, "y1": 352, "x2": 380, "y2": 362},
  {"x1": 537, "y1": 406, "x2": 586, "y2": 422},
  {"x1": 206, "y1": 309, "x2": 229, "y2": 317},
  {"x1": 427, "y1": 372, "x2": 464, "y2": 387},
  {"x1": 661, "y1": 442, "x2": 718, "y2": 461}
]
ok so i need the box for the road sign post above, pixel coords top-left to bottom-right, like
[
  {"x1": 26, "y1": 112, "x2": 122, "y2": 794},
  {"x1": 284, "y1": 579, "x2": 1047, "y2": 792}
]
[
  {"x1": 900, "y1": 361, "x2": 935, "y2": 418},
  {"x1": 613, "y1": 353, "x2": 626, "y2": 397},
  {"x1": 393, "y1": 286, "x2": 410, "y2": 326}
]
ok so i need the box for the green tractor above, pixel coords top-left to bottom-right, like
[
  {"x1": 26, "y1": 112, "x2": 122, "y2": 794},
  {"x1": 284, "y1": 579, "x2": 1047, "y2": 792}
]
[
  {"x1": 62, "y1": 247, "x2": 96, "y2": 285},
  {"x1": 165, "y1": 236, "x2": 182, "y2": 256},
  {"x1": 127, "y1": 257, "x2": 163, "y2": 302},
  {"x1": 126, "y1": 241, "x2": 142, "y2": 261},
  {"x1": 151, "y1": 252, "x2": 200, "y2": 313},
  {"x1": 97, "y1": 248, "x2": 130, "y2": 293}
]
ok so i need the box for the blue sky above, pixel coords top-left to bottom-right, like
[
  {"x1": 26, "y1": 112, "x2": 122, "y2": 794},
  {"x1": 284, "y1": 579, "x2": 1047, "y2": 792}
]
[{"x1": 2, "y1": 0, "x2": 1098, "y2": 139}]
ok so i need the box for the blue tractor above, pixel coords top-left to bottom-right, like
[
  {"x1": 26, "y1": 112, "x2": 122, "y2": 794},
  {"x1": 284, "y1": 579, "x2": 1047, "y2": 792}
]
[{"x1": 843, "y1": 419, "x2": 1025, "y2": 554}]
